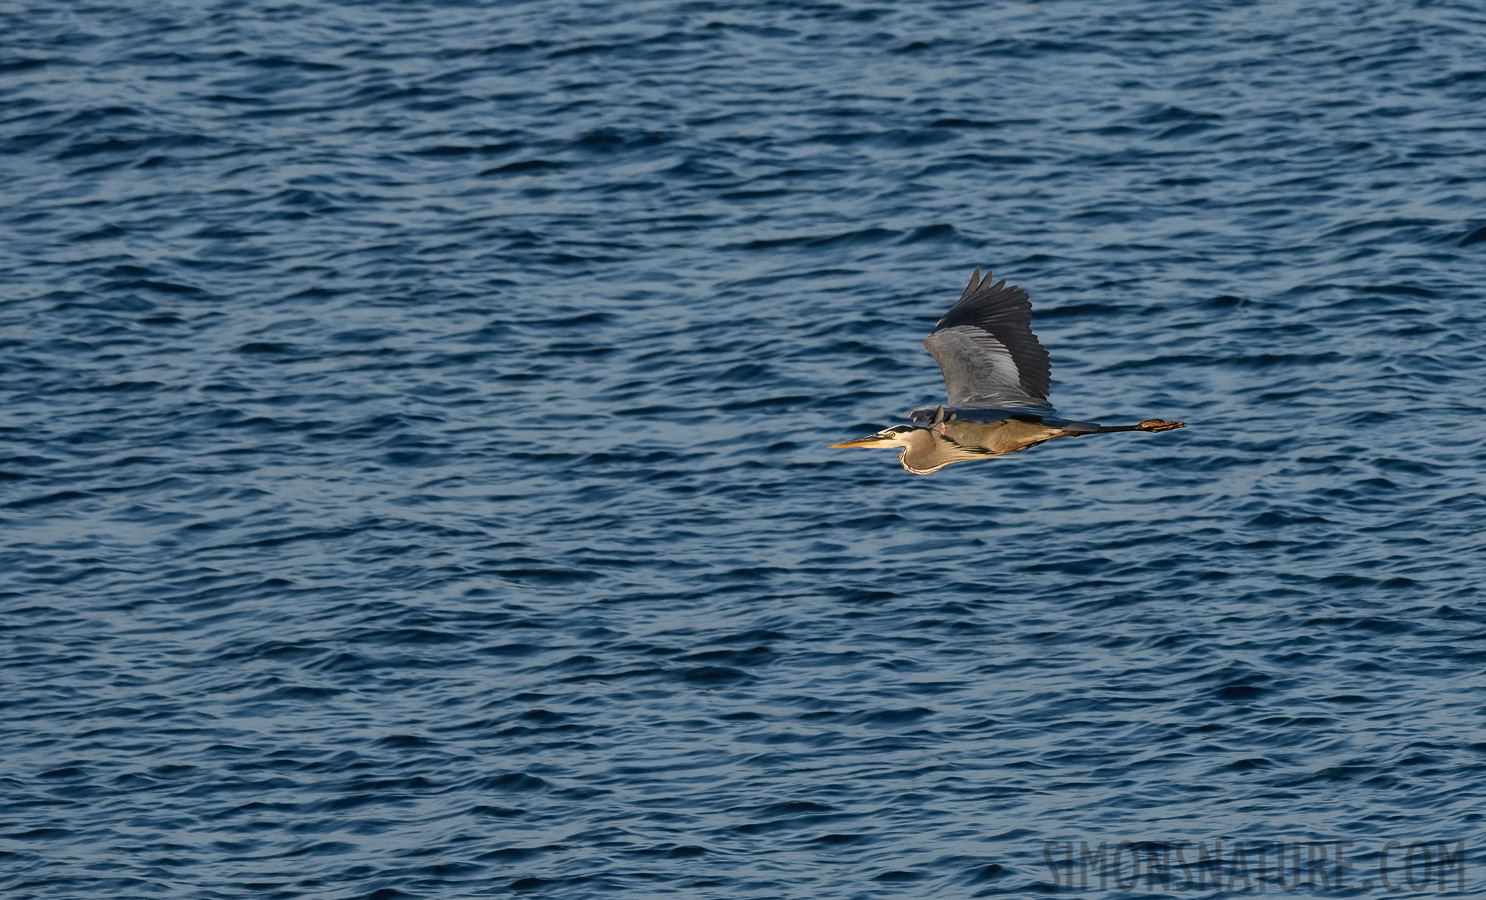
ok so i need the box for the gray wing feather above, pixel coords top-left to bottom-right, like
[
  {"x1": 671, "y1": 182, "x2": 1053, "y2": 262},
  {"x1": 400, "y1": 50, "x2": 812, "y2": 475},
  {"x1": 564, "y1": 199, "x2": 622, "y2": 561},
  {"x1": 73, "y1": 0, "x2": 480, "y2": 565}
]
[{"x1": 922, "y1": 268, "x2": 1052, "y2": 408}]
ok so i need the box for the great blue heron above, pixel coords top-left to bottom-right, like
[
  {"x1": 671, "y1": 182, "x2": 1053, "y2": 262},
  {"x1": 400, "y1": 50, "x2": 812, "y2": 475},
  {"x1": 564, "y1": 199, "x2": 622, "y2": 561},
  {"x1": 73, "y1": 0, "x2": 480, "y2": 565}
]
[{"x1": 830, "y1": 268, "x2": 1185, "y2": 474}]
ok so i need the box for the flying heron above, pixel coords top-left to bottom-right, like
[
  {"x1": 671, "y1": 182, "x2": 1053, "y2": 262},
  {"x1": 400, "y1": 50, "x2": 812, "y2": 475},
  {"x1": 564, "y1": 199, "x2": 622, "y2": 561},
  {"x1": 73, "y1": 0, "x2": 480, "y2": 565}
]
[{"x1": 830, "y1": 268, "x2": 1185, "y2": 474}]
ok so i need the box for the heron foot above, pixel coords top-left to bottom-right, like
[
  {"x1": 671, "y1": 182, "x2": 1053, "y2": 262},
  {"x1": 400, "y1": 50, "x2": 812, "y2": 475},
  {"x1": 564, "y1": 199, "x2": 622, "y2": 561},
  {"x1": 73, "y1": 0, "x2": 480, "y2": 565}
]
[{"x1": 1138, "y1": 419, "x2": 1186, "y2": 432}]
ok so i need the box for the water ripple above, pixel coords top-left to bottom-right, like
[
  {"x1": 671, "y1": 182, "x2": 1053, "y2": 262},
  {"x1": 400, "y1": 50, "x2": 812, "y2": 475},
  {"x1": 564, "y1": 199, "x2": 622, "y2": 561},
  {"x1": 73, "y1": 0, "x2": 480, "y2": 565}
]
[{"x1": 4, "y1": 0, "x2": 1486, "y2": 897}]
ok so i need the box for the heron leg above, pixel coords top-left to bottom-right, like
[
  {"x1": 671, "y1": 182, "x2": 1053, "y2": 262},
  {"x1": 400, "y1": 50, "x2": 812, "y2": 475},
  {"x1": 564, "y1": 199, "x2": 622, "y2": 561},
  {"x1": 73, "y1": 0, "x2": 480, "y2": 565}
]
[{"x1": 1070, "y1": 419, "x2": 1186, "y2": 435}]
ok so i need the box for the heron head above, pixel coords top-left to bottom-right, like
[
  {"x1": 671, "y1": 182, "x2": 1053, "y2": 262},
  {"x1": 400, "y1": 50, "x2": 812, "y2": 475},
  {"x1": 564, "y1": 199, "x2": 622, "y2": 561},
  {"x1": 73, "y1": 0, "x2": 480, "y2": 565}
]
[{"x1": 828, "y1": 424, "x2": 919, "y2": 449}]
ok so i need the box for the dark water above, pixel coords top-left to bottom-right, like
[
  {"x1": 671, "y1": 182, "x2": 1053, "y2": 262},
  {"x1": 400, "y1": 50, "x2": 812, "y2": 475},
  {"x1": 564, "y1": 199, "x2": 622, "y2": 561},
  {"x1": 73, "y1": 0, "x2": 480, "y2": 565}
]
[{"x1": 4, "y1": 1, "x2": 1486, "y2": 897}]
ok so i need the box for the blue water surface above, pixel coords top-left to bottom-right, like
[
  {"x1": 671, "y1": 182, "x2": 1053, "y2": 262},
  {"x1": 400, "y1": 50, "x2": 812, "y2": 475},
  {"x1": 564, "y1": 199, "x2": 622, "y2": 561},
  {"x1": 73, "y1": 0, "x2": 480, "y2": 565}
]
[{"x1": 4, "y1": 1, "x2": 1486, "y2": 897}]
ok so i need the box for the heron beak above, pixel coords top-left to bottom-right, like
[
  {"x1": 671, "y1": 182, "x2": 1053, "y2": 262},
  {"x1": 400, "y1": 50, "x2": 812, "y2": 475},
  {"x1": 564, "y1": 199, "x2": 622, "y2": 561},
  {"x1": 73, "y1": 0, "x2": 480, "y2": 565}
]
[{"x1": 829, "y1": 432, "x2": 897, "y2": 449}]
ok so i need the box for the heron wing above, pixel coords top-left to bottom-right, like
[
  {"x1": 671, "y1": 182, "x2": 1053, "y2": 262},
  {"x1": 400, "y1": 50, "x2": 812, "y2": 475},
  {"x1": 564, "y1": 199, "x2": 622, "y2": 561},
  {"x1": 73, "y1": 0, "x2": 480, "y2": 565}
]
[{"x1": 922, "y1": 268, "x2": 1051, "y2": 408}]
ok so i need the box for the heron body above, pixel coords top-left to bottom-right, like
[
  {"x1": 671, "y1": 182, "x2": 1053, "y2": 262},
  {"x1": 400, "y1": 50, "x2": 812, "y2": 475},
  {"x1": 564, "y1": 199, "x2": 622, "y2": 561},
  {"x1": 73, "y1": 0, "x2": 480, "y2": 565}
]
[{"x1": 830, "y1": 268, "x2": 1185, "y2": 474}]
